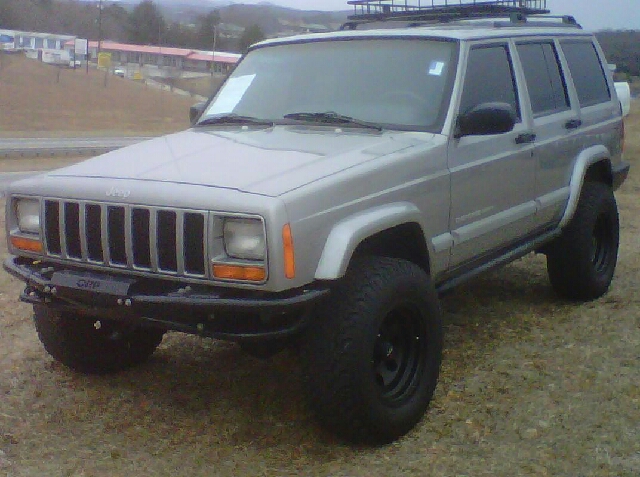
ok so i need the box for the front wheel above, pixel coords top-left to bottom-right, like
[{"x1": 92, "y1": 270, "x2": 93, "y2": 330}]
[
  {"x1": 303, "y1": 257, "x2": 443, "y2": 444},
  {"x1": 33, "y1": 306, "x2": 165, "y2": 375},
  {"x1": 546, "y1": 181, "x2": 620, "y2": 300}
]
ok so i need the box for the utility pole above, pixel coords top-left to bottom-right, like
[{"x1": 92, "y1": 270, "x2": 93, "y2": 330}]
[
  {"x1": 211, "y1": 25, "x2": 217, "y2": 76},
  {"x1": 97, "y1": 0, "x2": 103, "y2": 54},
  {"x1": 97, "y1": 0, "x2": 108, "y2": 87}
]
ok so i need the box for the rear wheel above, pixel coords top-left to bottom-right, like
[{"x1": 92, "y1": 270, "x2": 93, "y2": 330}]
[
  {"x1": 303, "y1": 257, "x2": 443, "y2": 444},
  {"x1": 546, "y1": 181, "x2": 619, "y2": 300},
  {"x1": 33, "y1": 306, "x2": 164, "y2": 374}
]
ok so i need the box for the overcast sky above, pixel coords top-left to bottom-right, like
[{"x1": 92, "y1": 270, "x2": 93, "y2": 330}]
[{"x1": 226, "y1": 0, "x2": 640, "y2": 31}]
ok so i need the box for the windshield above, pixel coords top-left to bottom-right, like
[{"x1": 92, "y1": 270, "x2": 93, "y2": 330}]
[{"x1": 200, "y1": 38, "x2": 458, "y2": 132}]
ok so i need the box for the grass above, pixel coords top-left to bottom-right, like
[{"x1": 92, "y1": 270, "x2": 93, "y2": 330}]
[
  {"x1": 0, "y1": 53, "x2": 197, "y2": 137},
  {"x1": 158, "y1": 74, "x2": 226, "y2": 99},
  {"x1": 0, "y1": 70, "x2": 639, "y2": 475}
]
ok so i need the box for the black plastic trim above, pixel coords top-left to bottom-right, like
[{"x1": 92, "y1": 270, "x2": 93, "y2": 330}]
[
  {"x1": 612, "y1": 162, "x2": 630, "y2": 191},
  {"x1": 435, "y1": 228, "x2": 561, "y2": 294}
]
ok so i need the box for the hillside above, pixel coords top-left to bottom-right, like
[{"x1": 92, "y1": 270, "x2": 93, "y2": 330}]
[
  {"x1": 150, "y1": 0, "x2": 349, "y2": 34},
  {"x1": 0, "y1": 0, "x2": 349, "y2": 50},
  {"x1": 214, "y1": 4, "x2": 347, "y2": 34},
  {"x1": 0, "y1": 53, "x2": 198, "y2": 137}
]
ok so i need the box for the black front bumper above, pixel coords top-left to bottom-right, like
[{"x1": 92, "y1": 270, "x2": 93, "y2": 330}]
[{"x1": 4, "y1": 256, "x2": 329, "y2": 342}]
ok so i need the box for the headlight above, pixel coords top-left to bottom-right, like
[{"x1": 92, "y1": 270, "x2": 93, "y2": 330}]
[
  {"x1": 223, "y1": 218, "x2": 266, "y2": 260},
  {"x1": 16, "y1": 199, "x2": 41, "y2": 234}
]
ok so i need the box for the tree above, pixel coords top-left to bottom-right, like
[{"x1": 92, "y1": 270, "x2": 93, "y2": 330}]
[
  {"x1": 127, "y1": 0, "x2": 166, "y2": 45},
  {"x1": 195, "y1": 10, "x2": 220, "y2": 50},
  {"x1": 597, "y1": 30, "x2": 640, "y2": 78},
  {"x1": 102, "y1": 3, "x2": 130, "y2": 42},
  {"x1": 239, "y1": 24, "x2": 265, "y2": 53},
  {"x1": 164, "y1": 21, "x2": 195, "y2": 49},
  {"x1": 0, "y1": 0, "x2": 17, "y2": 28}
]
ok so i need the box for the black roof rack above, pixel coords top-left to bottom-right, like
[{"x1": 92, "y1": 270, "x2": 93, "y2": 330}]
[
  {"x1": 348, "y1": 0, "x2": 549, "y2": 18},
  {"x1": 342, "y1": 1, "x2": 570, "y2": 29}
]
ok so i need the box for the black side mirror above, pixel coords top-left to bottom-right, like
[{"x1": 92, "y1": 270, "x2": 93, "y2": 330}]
[
  {"x1": 190, "y1": 101, "x2": 207, "y2": 126},
  {"x1": 455, "y1": 102, "x2": 517, "y2": 138}
]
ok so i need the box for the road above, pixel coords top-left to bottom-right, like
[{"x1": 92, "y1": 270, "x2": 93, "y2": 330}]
[
  {"x1": 0, "y1": 136, "x2": 152, "y2": 197},
  {"x1": 0, "y1": 137, "x2": 151, "y2": 158}
]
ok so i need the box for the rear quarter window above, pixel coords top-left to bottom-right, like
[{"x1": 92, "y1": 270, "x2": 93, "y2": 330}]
[{"x1": 560, "y1": 40, "x2": 611, "y2": 107}]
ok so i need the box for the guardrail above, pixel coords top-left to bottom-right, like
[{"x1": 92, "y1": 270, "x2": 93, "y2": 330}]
[{"x1": 0, "y1": 137, "x2": 152, "y2": 159}]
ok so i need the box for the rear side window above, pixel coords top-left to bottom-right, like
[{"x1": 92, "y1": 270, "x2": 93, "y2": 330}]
[
  {"x1": 560, "y1": 40, "x2": 611, "y2": 107},
  {"x1": 460, "y1": 45, "x2": 520, "y2": 119},
  {"x1": 517, "y1": 42, "x2": 569, "y2": 116}
]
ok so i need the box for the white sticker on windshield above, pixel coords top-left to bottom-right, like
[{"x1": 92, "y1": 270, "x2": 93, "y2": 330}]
[
  {"x1": 209, "y1": 74, "x2": 257, "y2": 114},
  {"x1": 428, "y1": 61, "x2": 445, "y2": 76}
]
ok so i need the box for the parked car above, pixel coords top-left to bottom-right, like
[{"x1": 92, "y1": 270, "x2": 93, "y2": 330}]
[
  {"x1": 4, "y1": 0, "x2": 629, "y2": 444},
  {"x1": 113, "y1": 67, "x2": 125, "y2": 78}
]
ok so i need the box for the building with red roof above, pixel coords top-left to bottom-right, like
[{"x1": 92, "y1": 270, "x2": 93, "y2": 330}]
[{"x1": 63, "y1": 39, "x2": 241, "y2": 74}]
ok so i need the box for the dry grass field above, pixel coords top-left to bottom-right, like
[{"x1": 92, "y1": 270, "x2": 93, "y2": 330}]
[
  {"x1": 158, "y1": 74, "x2": 225, "y2": 99},
  {"x1": 0, "y1": 53, "x2": 197, "y2": 137},
  {"x1": 0, "y1": 70, "x2": 638, "y2": 475}
]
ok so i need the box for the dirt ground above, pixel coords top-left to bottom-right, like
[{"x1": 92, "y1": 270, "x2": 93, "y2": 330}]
[{"x1": 0, "y1": 101, "x2": 639, "y2": 474}]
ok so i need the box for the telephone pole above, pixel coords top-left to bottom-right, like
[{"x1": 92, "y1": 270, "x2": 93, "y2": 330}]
[
  {"x1": 211, "y1": 25, "x2": 217, "y2": 75},
  {"x1": 97, "y1": 0, "x2": 103, "y2": 54}
]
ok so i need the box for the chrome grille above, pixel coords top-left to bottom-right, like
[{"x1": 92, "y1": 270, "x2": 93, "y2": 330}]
[{"x1": 43, "y1": 200, "x2": 208, "y2": 277}]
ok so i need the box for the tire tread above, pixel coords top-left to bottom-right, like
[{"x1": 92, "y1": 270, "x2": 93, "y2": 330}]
[
  {"x1": 34, "y1": 306, "x2": 164, "y2": 375},
  {"x1": 303, "y1": 256, "x2": 442, "y2": 444},
  {"x1": 546, "y1": 181, "x2": 619, "y2": 300}
]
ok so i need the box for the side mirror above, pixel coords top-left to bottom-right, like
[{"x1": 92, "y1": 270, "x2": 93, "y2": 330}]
[
  {"x1": 455, "y1": 102, "x2": 517, "y2": 138},
  {"x1": 190, "y1": 101, "x2": 207, "y2": 126}
]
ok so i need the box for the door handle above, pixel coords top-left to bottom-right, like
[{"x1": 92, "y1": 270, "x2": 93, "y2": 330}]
[
  {"x1": 565, "y1": 119, "x2": 582, "y2": 130},
  {"x1": 515, "y1": 132, "x2": 537, "y2": 144}
]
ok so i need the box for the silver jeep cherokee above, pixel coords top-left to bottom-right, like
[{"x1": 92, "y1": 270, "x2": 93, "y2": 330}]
[{"x1": 4, "y1": 0, "x2": 630, "y2": 443}]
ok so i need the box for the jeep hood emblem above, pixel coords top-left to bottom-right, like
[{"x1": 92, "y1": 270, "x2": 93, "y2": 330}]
[{"x1": 106, "y1": 187, "x2": 131, "y2": 199}]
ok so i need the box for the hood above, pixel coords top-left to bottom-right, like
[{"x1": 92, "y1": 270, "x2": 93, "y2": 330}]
[{"x1": 50, "y1": 126, "x2": 435, "y2": 197}]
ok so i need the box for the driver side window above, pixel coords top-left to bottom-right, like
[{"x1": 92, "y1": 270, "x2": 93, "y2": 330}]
[{"x1": 460, "y1": 45, "x2": 521, "y2": 120}]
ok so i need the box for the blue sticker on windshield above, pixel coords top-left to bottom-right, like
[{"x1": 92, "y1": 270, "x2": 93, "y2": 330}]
[{"x1": 429, "y1": 61, "x2": 445, "y2": 76}]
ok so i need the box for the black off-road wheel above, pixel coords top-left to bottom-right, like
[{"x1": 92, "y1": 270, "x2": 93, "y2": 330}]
[
  {"x1": 303, "y1": 257, "x2": 443, "y2": 444},
  {"x1": 546, "y1": 181, "x2": 620, "y2": 301},
  {"x1": 33, "y1": 305, "x2": 165, "y2": 375}
]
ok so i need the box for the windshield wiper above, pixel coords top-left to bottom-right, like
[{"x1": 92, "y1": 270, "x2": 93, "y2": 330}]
[
  {"x1": 283, "y1": 111, "x2": 383, "y2": 131},
  {"x1": 196, "y1": 114, "x2": 275, "y2": 127}
]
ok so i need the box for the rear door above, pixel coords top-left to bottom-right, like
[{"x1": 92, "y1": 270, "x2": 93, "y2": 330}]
[
  {"x1": 514, "y1": 39, "x2": 579, "y2": 226},
  {"x1": 448, "y1": 42, "x2": 537, "y2": 267},
  {"x1": 558, "y1": 38, "x2": 621, "y2": 168}
]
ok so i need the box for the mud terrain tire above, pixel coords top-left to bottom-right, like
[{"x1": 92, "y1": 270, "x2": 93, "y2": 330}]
[
  {"x1": 34, "y1": 306, "x2": 164, "y2": 374},
  {"x1": 546, "y1": 181, "x2": 619, "y2": 300},
  {"x1": 303, "y1": 256, "x2": 443, "y2": 444}
]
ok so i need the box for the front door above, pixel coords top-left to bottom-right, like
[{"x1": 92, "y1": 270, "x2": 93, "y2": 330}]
[{"x1": 448, "y1": 43, "x2": 537, "y2": 267}]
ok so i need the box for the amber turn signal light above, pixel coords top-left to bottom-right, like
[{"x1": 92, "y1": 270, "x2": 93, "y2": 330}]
[
  {"x1": 282, "y1": 224, "x2": 296, "y2": 279},
  {"x1": 212, "y1": 264, "x2": 266, "y2": 282},
  {"x1": 10, "y1": 235, "x2": 43, "y2": 254}
]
